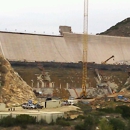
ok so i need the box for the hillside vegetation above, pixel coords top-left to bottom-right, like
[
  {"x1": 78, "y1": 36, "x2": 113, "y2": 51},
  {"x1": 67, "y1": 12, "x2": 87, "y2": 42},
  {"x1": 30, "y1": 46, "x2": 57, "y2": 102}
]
[{"x1": 98, "y1": 17, "x2": 130, "y2": 37}]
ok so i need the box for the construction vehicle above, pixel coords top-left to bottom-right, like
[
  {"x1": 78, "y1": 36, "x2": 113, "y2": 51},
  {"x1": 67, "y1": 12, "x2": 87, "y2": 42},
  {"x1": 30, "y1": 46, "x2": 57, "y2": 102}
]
[
  {"x1": 80, "y1": 0, "x2": 88, "y2": 98},
  {"x1": 36, "y1": 62, "x2": 51, "y2": 82},
  {"x1": 95, "y1": 69, "x2": 102, "y2": 85},
  {"x1": 101, "y1": 55, "x2": 114, "y2": 64}
]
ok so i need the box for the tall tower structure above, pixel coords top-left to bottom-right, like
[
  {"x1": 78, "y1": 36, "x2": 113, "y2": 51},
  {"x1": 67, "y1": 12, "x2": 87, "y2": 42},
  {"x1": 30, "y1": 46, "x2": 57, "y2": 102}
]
[{"x1": 80, "y1": 0, "x2": 88, "y2": 97}]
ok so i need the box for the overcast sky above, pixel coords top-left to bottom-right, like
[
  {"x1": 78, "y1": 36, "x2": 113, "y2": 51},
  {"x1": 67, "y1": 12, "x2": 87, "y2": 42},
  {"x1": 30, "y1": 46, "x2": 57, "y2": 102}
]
[{"x1": 0, "y1": 0, "x2": 129, "y2": 35}]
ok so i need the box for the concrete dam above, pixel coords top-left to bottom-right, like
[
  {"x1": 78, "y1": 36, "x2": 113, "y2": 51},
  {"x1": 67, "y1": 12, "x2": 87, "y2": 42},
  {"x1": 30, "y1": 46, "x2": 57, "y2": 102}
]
[
  {"x1": 0, "y1": 31, "x2": 130, "y2": 64},
  {"x1": 0, "y1": 30, "x2": 130, "y2": 99}
]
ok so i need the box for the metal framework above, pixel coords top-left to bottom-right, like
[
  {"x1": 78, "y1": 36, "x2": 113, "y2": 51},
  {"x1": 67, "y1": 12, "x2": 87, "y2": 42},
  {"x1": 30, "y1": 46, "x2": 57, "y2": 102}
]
[{"x1": 80, "y1": 0, "x2": 88, "y2": 97}]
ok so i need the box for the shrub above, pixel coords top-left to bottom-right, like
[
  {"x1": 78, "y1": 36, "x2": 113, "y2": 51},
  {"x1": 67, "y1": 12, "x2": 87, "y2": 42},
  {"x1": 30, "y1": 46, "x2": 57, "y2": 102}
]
[
  {"x1": 0, "y1": 116, "x2": 16, "y2": 127},
  {"x1": 98, "y1": 107, "x2": 115, "y2": 113},
  {"x1": 75, "y1": 123, "x2": 85, "y2": 130},
  {"x1": 109, "y1": 118, "x2": 126, "y2": 130},
  {"x1": 77, "y1": 115, "x2": 85, "y2": 120},
  {"x1": 75, "y1": 115, "x2": 99, "y2": 130},
  {"x1": 49, "y1": 119, "x2": 55, "y2": 125},
  {"x1": 56, "y1": 117, "x2": 70, "y2": 126},
  {"x1": 99, "y1": 118, "x2": 113, "y2": 130},
  {"x1": 16, "y1": 114, "x2": 36, "y2": 125},
  {"x1": 0, "y1": 114, "x2": 37, "y2": 127},
  {"x1": 84, "y1": 115, "x2": 98, "y2": 130},
  {"x1": 38, "y1": 119, "x2": 47, "y2": 125},
  {"x1": 115, "y1": 105, "x2": 130, "y2": 118}
]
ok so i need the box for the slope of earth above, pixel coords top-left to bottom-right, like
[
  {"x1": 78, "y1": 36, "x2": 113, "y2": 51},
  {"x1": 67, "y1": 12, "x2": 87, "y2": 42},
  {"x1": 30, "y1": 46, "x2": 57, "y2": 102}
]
[
  {"x1": 98, "y1": 17, "x2": 130, "y2": 37},
  {"x1": 0, "y1": 55, "x2": 36, "y2": 107}
]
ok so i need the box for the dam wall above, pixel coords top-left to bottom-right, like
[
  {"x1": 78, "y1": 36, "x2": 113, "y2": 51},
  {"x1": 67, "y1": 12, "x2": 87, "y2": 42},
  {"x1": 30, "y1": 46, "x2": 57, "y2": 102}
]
[{"x1": 0, "y1": 31, "x2": 130, "y2": 64}]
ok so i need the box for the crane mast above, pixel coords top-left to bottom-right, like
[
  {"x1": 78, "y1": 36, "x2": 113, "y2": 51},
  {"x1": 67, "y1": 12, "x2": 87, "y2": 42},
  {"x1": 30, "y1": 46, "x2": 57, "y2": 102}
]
[{"x1": 80, "y1": 0, "x2": 88, "y2": 97}]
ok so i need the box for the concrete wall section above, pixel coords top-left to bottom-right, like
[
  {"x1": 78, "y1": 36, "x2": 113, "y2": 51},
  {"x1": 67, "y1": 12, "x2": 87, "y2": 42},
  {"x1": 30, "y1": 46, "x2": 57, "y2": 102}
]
[
  {"x1": 88, "y1": 35, "x2": 130, "y2": 64},
  {"x1": 0, "y1": 111, "x2": 64, "y2": 124},
  {"x1": 0, "y1": 32, "x2": 72, "y2": 62},
  {"x1": 0, "y1": 103, "x2": 6, "y2": 111},
  {"x1": 0, "y1": 32, "x2": 130, "y2": 64},
  {"x1": 64, "y1": 33, "x2": 130, "y2": 64},
  {"x1": 63, "y1": 33, "x2": 83, "y2": 62}
]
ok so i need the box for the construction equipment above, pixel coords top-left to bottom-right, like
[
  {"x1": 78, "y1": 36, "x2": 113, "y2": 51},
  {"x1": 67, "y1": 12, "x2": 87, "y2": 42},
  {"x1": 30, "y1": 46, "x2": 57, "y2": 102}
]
[
  {"x1": 80, "y1": 0, "x2": 88, "y2": 98},
  {"x1": 95, "y1": 69, "x2": 102, "y2": 84},
  {"x1": 36, "y1": 62, "x2": 51, "y2": 82},
  {"x1": 101, "y1": 55, "x2": 114, "y2": 64}
]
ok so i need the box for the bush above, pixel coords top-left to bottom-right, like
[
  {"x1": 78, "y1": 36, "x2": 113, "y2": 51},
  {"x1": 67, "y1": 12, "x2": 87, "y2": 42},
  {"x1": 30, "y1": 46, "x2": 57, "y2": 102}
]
[
  {"x1": 115, "y1": 107, "x2": 123, "y2": 114},
  {"x1": 75, "y1": 115, "x2": 99, "y2": 130},
  {"x1": 38, "y1": 119, "x2": 47, "y2": 125},
  {"x1": 98, "y1": 107, "x2": 115, "y2": 113},
  {"x1": 115, "y1": 105, "x2": 130, "y2": 118},
  {"x1": 49, "y1": 119, "x2": 55, "y2": 125},
  {"x1": 75, "y1": 123, "x2": 85, "y2": 130},
  {"x1": 99, "y1": 118, "x2": 113, "y2": 130},
  {"x1": 16, "y1": 114, "x2": 36, "y2": 125},
  {"x1": 0, "y1": 114, "x2": 37, "y2": 127},
  {"x1": 77, "y1": 115, "x2": 85, "y2": 120},
  {"x1": 84, "y1": 115, "x2": 98, "y2": 130},
  {"x1": 109, "y1": 118, "x2": 126, "y2": 130},
  {"x1": 77, "y1": 102, "x2": 92, "y2": 114},
  {"x1": 0, "y1": 116, "x2": 16, "y2": 127},
  {"x1": 56, "y1": 117, "x2": 70, "y2": 126},
  {"x1": 98, "y1": 105, "x2": 130, "y2": 118}
]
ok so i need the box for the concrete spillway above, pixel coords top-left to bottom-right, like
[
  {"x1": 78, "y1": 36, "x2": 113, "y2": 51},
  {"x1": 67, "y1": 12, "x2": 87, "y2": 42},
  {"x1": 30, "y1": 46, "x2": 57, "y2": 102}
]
[{"x1": 0, "y1": 31, "x2": 130, "y2": 64}]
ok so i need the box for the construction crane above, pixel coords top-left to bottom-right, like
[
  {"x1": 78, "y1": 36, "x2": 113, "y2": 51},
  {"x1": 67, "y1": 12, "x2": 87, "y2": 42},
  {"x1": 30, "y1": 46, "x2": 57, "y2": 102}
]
[
  {"x1": 80, "y1": 0, "x2": 88, "y2": 98},
  {"x1": 101, "y1": 55, "x2": 114, "y2": 64}
]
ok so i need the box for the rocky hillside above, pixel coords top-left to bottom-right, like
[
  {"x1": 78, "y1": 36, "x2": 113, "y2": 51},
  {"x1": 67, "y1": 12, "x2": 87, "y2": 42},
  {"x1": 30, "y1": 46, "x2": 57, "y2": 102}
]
[
  {"x1": 0, "y1": 55, "x2": 36, "y2": 107},
  {"x1": 97, "y1": 17, "x2": 130, "y2": 37}
]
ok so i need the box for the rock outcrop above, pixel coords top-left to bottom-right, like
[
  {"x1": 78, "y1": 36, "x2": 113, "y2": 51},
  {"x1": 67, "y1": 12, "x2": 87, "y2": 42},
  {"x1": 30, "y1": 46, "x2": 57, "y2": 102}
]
[{"x1": 0, "y1": 55, "x2": 36, "y2": 107}]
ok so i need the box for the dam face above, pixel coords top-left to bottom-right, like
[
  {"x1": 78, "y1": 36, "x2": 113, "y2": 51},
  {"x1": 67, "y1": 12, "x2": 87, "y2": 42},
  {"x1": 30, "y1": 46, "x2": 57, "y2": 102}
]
[
  {"x1": 0, "y1": 31, "x2": 129, "y2": 98},
  {"x1": 0, "y1": 31, "x2": 130, "y2": 64}
]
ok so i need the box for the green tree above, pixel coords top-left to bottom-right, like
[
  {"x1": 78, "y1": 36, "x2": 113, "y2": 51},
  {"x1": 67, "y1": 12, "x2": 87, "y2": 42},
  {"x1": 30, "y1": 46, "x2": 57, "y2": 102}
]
[
  {"x1": 115, "y1": 105, "x2": 130, "y2": 118},
  {"x1": 75, "y1": 124, "x2": 85, "y2": 130},
  {"x1": 109, "y1": 118, "x2": 126, "y2": 130},
  {"x1": 99, "y1": 118, "x2": 113, "y2": 130},
  {"x1": 84, "y1": 115, "x2": 98, "y2": 130},
  {"x1": 126, "y1": 118, "x2": 130, "y2": 130},
  {"x1": 0, "y1": 116, "x2": 16, "y2": 127},
  {"x1": 75, "y1": 115, "x2": 99, "y2": 130},
  {"x1": 16, "y1": 114, "x2": 36, "y2": 125}
]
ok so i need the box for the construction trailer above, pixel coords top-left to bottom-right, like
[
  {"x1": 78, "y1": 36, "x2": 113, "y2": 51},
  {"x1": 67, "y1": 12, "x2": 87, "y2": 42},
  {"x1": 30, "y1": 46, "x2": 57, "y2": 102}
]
[{"x1": 41, "y1": 100, "x2": 61, "y2": 108}]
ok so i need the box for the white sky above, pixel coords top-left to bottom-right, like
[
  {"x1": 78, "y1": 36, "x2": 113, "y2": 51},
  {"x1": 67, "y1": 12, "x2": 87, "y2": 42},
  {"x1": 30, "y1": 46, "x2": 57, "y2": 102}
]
[{"x1": 0, "y1": 0, "x2": 129, "y2": 35}]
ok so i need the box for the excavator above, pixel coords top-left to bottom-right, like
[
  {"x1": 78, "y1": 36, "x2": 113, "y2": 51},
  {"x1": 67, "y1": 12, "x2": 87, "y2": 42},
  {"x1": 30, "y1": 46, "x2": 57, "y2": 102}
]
[{"x1": 101, "y1": 55, "x2": 114, "y2": 64}]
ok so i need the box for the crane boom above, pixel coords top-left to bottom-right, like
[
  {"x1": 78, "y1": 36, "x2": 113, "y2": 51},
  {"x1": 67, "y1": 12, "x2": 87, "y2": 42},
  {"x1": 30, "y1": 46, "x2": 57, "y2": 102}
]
[
  {"x1": 83, "y1": 0, "x2": 88, "y2": 34},
  {"x1": 101, "y1": 55, "x2": 114, "y2": 64},
  {"x1": 80, "y1": 0, "x2": 88, "y2": 98}
]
